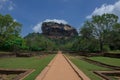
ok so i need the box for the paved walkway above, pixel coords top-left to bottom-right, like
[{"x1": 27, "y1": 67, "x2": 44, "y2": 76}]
[{"x1": 36, "y1": 51, "x2": 90, "y2": 80}]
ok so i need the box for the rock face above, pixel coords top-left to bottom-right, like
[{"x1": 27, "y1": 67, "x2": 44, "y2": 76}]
[{"x1": 41, "y1": 22, "x2": 78, "y2": 38}]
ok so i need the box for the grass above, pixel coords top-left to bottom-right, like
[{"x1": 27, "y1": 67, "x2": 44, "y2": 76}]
[
  {"x1": 0, "y1": 54, "x2": 55, "y2": 80},
  {"x1": 69, "y1": 56, "x2": 111, "y2": 80},
  {"x1": 88, "y1": 57, "x2": 120, "y2": 66}
]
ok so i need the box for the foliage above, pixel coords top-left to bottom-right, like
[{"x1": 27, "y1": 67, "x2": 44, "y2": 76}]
[
  {"x1": 107, "y1": 23, "x2": 120, "y2": 50},
  {"x1": 76, "y1": 13, "x2": 120, "y2": 52},
  {"x1": 0, "y1": 14, "x2": 22, "y2": 41},
  {"x1": 2, "y1": 37, "x2": 24, "y2": 51},
  {"x1": 72, "y1": 37, "x2": 99, "y2": 52},
  {"x1": 50, "y1": 37, "x2": 77, "y2": 51},
  {"x1": 24, "y1": 33, "x2": 57, "y2": 51},
  {"x1": 0, "y1": 14, "x2": 22, "y2": 51},
  {"x1": 24, "y1": 32, "x2": 78, "y2": 51}
]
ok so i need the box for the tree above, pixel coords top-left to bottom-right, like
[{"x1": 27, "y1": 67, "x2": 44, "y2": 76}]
[
  {"x1": 0, "y1": 14, "x2": 22, "y2": 51},
  {"x1": 72, "y1": 36, "x2": 99, "y2": 52},
  {"x1": 80, "y1": 21, "x2": 94, "y2": 39},
  {"x1": 3, "y1": 37, "x2": 25, "y2": 52},
  {"x1": 107, "y1": 23, "x2": 120, "y2": 50},
  {"x1": 81, "y1": 14, "x2": 118, "y2": 52},
  {"x1": 24, "y1": 33, "x2": 57, "y2": 51}
]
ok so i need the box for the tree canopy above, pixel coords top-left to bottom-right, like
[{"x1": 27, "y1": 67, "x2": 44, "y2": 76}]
[
  {"x1": 76, "y1": 13, "x2": 120, "y2": 52},
  {"x1": 0, "y1": 14, "x2": 22, "y2": 51}
]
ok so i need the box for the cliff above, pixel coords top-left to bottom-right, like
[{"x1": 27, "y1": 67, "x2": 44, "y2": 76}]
[{"x1": 41, "y1": 22, "x2": 78, "y2": 38}]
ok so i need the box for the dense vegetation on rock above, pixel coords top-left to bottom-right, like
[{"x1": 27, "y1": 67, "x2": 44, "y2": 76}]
[
  {"x1": 24, "y1": 32, "x2": 77, "y2": 51},
  {"x1": 24, "y1": 33, "x2": 57, "y2": 51}
]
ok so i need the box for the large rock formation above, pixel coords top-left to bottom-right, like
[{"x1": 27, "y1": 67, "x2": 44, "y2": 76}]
[{"x1": 41, "y1": 22, "x2": 78, "y2": 38}]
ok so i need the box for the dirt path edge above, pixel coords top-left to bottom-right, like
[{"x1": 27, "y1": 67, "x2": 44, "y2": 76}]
[
  {"x1": 63, "y1": 54, "x2": 91, "y2": 80},
  {"x1": 35, "y1": 54, "x2": 57, "y2": 80}
]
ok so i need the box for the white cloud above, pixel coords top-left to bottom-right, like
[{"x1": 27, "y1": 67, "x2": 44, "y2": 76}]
[
  {"x1": 8, "y1": 1, "x2": 15, "y2": 11},
  {"x1": 44, "y1": 19, "x2": 68, "y2": 24},
  {"x1": 0, "y1": 0, "x2": 15, "y2": 11},
  {"x1": 33, "y1": 22, "x2": 42, "y2": 33},
  {"x1": 33, "y1": 19, "x2": 68, "y2": 33},
  {"x1": 86, "y1": 0, "x2": 120, "y2": 19}
]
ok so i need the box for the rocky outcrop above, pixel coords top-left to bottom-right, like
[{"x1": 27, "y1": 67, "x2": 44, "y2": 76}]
[{"x1": 41, "y1": 22, "x2": 78, "y2": 38}]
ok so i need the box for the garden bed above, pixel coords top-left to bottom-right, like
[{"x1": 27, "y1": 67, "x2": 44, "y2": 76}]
[
  {"x1": 0, "y1": 54, "x2": 55, "y2": 80},
  {"x1": 88, "y1": 57, "x2": 120, "y2": 67},
  {"x1": 94, "y1": 71, "x2": 120, "y2": 80},
  {"x1": 82, "y1": 58, "x2": 120, "y2": 70},
  {"x1": 0, "y1": 69, "x2": 34, "y2": 80}
]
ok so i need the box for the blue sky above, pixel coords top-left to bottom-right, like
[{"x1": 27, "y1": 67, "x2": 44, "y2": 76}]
[{"x1": 0, "y1": 0, "x2": 119, "y2": 37}]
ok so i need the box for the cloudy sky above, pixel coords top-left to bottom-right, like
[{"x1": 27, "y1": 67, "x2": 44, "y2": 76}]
[{"x1": 0, "y1": 0, "x2": 119, "y2": 36}]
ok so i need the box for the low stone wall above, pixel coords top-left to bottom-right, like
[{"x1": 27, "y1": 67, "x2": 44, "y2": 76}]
[
  {"x1": 0, "y1": 53, "x2": 15, "y2": 57},
  {"x1": 104, "y1": 53, "x2": 120, "y2": 58},
  {"x1": 63, "y1": 51, "x2": 120, "y2": 58},
  {"x1": 0, "y1": 51, "x2": 119, "y2": 58},
  {"x1": 63, "y1": 51, "x2": 104, "y2": 57},
  {"x1": 0, "y1": 51, "x2": 58, "y2": 57}
]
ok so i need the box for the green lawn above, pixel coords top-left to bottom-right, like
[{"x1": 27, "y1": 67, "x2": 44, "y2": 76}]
[
  {"x1": 88, "y1": 57, "x2": 120, "y2": 66},
  {"x1": 69, "y1": 56, "x2": 111, "y2": 80},
  {"x1": 0, "y1": 54, "x2": 55, "y2": 80}
]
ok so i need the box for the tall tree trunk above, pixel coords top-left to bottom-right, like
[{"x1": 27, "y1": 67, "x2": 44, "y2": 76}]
[{"x1": 99, "y1": 38, "x2": 103, "y2": 53}]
